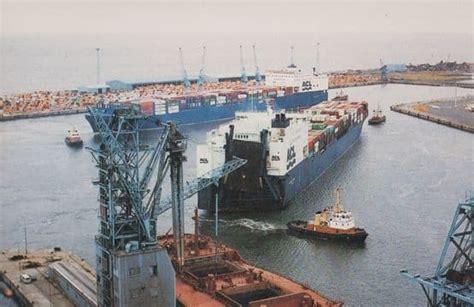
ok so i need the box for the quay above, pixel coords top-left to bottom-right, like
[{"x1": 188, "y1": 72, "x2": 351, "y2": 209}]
[
  {"x1": 0, "y1": 108, "x2": 87, "y2": 122},
  {"x1": 0, "y1": 248, "x2": 96, "y2": 307},
  {"x1": 391, "y1": 96, "x2": 474, "y2": 133}
]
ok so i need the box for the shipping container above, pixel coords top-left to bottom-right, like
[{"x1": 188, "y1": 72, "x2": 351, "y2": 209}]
[{"x1": 140, "y1": 98, "x2": 155, "y2": 116}]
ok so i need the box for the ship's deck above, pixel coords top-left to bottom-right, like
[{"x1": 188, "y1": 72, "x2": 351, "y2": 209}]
[{"x1": 158, "y1": 234, "x2": 342, "y2": 307}]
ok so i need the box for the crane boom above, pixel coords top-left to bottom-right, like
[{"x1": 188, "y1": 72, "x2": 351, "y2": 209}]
[
  {"x1": 179, "y1": 47, "x2": 191, "y2": 88},
  {"x1": 155, "y1": 157, "x2": 247, "y2": 216},
  {"x1": 253, "y1": 44, "x2": 262, "y2": 82},
  {"x1": 240, "y1": 45, "x2": 248, "y2": 83},
  {"x1": 198, "y1": 46, "x2": 206, "y2": 86},
  {"x1": 288, "y1": 45, "x2": 296, "y2": 68}
]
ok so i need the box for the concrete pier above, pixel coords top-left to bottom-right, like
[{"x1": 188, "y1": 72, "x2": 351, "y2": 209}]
[
  {"x1": 0, "y1": 248, "x2": 96, "y2": 306},
  {"x1": 391, "y1": 96, "x2": 474, "y2": 133}
]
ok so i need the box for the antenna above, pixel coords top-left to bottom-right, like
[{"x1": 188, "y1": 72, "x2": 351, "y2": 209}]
[
  {"x1": 335, "y1": 187, "x2": 343, "y2": 213},
  {"x1": 95, "y1": 48, "x2": 101, "y2": 85},
  {"x1": 253, "y1": 44, "x2": 261, "y2": 82},
  {"x1": 316, "y1": 42, "x2": 320, "y2": 74},
  {"x1": 24, "y1": 226, "x2": 28, "y2": 254},
  {"x1": 240, "y1": 45, "x2": 248, "y2": 83}
]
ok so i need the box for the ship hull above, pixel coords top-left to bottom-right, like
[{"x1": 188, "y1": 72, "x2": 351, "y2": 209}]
[
  {"x1": 85, "y1": 90, "x2": 328, "y2": 132},
  {"x1": 198, "y1": 121, "x2": 364, "y2": 212},
  {"x1": 287, "y1": 221, "x2": 368, "y2": 242}
]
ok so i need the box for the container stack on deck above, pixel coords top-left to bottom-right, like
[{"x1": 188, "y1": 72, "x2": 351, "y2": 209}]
[{"x1": 305, "y1": 101, "x2": 368, "y2": 154}]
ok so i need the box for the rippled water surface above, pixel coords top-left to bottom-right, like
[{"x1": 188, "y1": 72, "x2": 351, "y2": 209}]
[{"x1": 1, "y1": 84, "x2": 473, "y2": 306}]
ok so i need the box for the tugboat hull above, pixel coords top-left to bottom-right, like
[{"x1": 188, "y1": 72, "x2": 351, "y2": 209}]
[
  {"x1": 287, "y1": 220, "x2": 368, "y2": 242},
  {"x1": 65, "y1": 138, "x2": 83, "y2": 147},
  {"x1": 368, "y1": 117, "x2": 385, "y2": 125}
]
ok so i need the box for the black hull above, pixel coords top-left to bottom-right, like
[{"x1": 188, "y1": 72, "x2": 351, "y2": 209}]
[
  {"x1": 287, "y1": 221, "x2": 368, "y2": 242},
  {"x1": 65, "y1": 139, "x2": 83, "y2": 147},
  {"x1": 368, "y1": 117, "x2": 385, "y2": 125},
  {"x1": 198, "y1": 122, "x2": 365, "y2": 213}
]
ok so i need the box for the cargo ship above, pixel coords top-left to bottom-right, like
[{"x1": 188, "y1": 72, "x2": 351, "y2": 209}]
[
  {"x1": 85, "y1": 66, "x2": 328, "y2": 132},
  {"x1": 197, "y1": 100, "x2": 368, "y2": 212},
  {"x1": 158, "y1": 210, "x2": 342, "y2": 306}
]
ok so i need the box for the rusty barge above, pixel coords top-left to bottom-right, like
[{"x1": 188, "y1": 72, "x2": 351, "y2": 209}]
[{"x1": 158, "y1": 210, "x2": 342, "y2": 307}]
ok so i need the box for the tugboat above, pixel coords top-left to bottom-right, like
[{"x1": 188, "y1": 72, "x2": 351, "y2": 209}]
[
  {"x1": 332, "y1": 89, "x2": 348, "y2": 101},
  {"x1": 65, "y1": 127, "x2": 83, "y2": 146},
  {"x1": 368, "y1": 105, "x2": 386, "y2": 125},
  {"x1": 287, "y1": 188, "x2": 368, "y2": 242}
]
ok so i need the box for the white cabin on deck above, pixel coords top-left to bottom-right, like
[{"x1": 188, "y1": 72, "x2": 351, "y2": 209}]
[
  {"x1": 196, "y1": 110, "x2": 311, "y2": 179},
  {"x1": 312, "y1": 188, "x2": 356, "y2": 230},
  {"x1": 265, "y1": 66, "x2": 328, "y2": 93}
]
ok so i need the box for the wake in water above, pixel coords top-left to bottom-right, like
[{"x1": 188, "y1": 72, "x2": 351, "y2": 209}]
[
  {"x1": 200, "y1": 217, "x2": 285, "y2": 232},
  {"x1": 225, "y1": 218, "x2": 282, "y2": 232}
]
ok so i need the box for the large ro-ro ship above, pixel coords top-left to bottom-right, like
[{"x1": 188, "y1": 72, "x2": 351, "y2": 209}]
[
  {"x1": 197, "y1": 100, "x2": 368, "y2": 212},
  {"x1": 85, "y1": 66, "x2": 328, "y2": 132}
]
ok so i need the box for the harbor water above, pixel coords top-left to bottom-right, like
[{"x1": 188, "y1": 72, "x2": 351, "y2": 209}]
[{"x1": 0, "y1": 84, "x2": 473, "y2": 306}]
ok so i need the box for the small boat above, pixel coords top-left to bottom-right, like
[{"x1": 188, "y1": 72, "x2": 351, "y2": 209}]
[
  {"x1": 368, "y1": 105, "x2": 386, "y2": 125},
  {"x1": 65, "y1": 127, "x2": 83, "y2": 146},
  {"x1": 287, "y1": 188, "x2": 368, "y2": 242},
  {"x1": 332, "y1": 89, "x2": 348, "y2": 101},
  {"x1": 0, "y1": 281, "x2": 13, "y2": 298}
]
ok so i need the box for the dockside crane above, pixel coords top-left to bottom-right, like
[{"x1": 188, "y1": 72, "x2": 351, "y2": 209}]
[
  {"x1": 87, "y1": 105, "x2": 246, "y2": 306},
  {"x1": 179, "y1": 47, "x2": 191, "y2": 88},
  {"x1": 288, "y1": 46, "x2": 296, "y2": 68},
  {"x1": 240, "y1": 45, "x2": 248, "y2": 83},
  {"x1": 379, "y1": 58, "x2": 388, "y2": 83},
  {"x1": 314, "y1": 42, "x2": 320, "y2": 74},
  {"x1": 401, "y1": 193, "x2": 474, "y2": 306},
  {"x1": 253, "y1": 44, "x2": 262, "y2": 82},
  {"x1": 197, "y1": 46, "x2": 207, "y2": 86}
]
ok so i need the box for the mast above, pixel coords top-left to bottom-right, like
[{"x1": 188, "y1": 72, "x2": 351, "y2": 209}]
[
  {"x1": 334, "y1": 187, "x2": 343, "y2": 213},
  {"x1": 95, "y1": 48, "x2": 101, "y2": 85}
]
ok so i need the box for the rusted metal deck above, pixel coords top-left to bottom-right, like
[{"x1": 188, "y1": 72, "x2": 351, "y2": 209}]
[{"x1": 159, "y1": 234, "x2": 342, "y2": 307}]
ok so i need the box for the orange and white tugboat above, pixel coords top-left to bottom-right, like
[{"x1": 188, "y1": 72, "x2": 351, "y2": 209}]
[
  {"x1": 332, "y1": 89, "x2": 348, "y2": 101},
  {"x1": 287, "y1": 188, "x2": 368, "y2": 242},
  {"x1": 64, "y1": 127, "x2": 83, "y2": 146},
  {"x1": 368, "y1": 105, "x2": 386, "y2": 125}
]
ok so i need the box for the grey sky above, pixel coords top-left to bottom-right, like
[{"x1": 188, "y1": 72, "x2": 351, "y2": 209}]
[{"x1": 1, "y1": 1, "x2": 472, "y2": 35}]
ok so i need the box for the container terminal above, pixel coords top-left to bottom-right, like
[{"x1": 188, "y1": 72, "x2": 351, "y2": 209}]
[{"x1": 0, "y1": 49, "x2": 471, "y2": 123}]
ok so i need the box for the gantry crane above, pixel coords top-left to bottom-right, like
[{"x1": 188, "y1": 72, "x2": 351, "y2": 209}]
[
  {"x1": 197, "y1": 46, "x2": 207, "y2": 86},
  {"x1": 253, "y1": 44, "x2": 262, "y2": 82},
  {"x1": 401, "y1": 193, "x2": 473, "y2": 306},
  {"x1": 179, "y1": 47, "x2": 191, "y2": 88},
  {"x1": 379, "y1": 58, "x2": 388, "y2": 83},
  {"x1": 240, "y1": 45, "x2": 248, "y2": 83},
  {"x1": 87, "y1": 105, "x2": 246, "y2": 306},
  {"x1": 288, "y1": 46, "x2": 296, "y2": 68}
]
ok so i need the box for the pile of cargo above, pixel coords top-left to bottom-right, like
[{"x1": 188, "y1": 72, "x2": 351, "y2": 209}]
[
  {"x1": 305, "y1": 101, "x2": 368, "y2": 153},
  {"x1": 406, "y1": 61, "x2": 472, "y2": 73},
  {"x1": 0, "y1": 90, "x2": 89, "y2": 116},
  {"x1": 329, "y1": 72, "x2": 381, "y2": 88}
]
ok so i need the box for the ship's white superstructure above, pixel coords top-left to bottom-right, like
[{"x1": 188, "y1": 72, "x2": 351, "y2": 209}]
[
  {"x1": 313, "y1": 188, "x2": 356, "y2": 230},
  {"x1": 265, "y1": 66, "x2": 328, "y2": 93},
  {"x1": 197, "y1": 110, "x2": 309, "y2": 178}
]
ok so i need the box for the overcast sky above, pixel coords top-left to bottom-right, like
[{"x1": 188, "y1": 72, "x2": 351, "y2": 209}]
[{"x1": 1, "y1": 0, "x2": 472, "y2": 35}]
